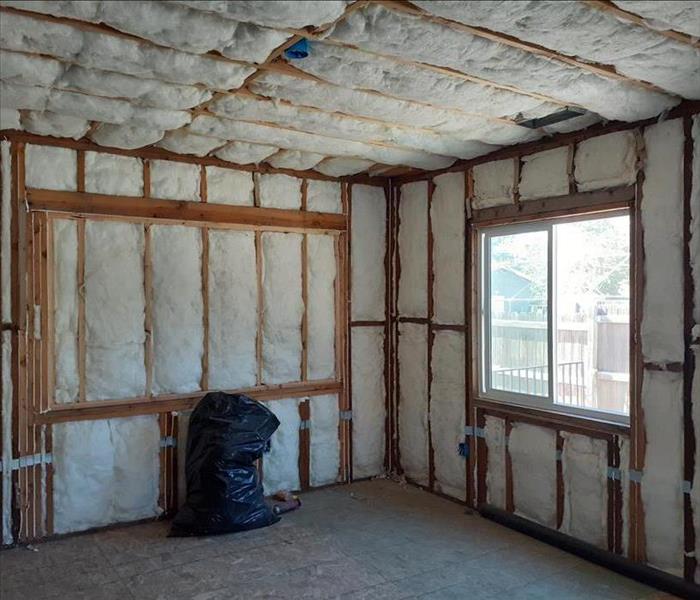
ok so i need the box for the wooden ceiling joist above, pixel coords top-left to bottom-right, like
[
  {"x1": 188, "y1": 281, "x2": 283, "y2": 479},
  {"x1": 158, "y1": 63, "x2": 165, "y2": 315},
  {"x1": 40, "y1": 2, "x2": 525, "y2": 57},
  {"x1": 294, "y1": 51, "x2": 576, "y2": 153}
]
[
  {"x1": 376, "y1": 0, "x2": 674, "y2": 95},
  {"x1": 583, "y1": 0, "x2": 700, "y2": 48}
]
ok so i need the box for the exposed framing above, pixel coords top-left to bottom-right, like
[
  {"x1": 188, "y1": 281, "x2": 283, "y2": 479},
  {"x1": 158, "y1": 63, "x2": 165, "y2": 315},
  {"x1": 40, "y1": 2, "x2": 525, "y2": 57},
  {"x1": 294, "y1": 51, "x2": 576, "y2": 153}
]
[{"x1": 3, "y1": 138, "x2": 354, "y2": 541}]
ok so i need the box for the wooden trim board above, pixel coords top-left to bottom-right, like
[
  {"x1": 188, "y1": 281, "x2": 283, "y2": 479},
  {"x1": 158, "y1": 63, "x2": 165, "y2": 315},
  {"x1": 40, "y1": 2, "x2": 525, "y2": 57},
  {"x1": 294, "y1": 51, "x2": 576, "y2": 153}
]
[{"x1": 27, "y1": 189, "x2": 347, "y2": 233}]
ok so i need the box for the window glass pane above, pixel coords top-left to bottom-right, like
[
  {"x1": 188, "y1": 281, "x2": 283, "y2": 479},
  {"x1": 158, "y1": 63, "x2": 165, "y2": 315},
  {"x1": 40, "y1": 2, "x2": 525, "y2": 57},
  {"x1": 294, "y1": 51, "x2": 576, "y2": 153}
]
[
  {"x1": 489, "y1": 230, "x2": 549, "y2": 397},
  {"x1": 553, "y1": 215, "x2": 630, "y2": 415}
]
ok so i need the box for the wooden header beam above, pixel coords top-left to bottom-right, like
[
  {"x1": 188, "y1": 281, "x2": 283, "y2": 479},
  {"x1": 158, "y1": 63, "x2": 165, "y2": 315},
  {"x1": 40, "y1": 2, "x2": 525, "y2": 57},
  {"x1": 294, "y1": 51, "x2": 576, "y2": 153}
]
[
  {"x1": 27, "y1": 189, "x2": 347, "y2": 233},
  {"x1": 471, "y1": 186, "x2": 635, "y2": 226},
  {"x1": 35, "y1": 380, "x2": 343, "y2": 424}
]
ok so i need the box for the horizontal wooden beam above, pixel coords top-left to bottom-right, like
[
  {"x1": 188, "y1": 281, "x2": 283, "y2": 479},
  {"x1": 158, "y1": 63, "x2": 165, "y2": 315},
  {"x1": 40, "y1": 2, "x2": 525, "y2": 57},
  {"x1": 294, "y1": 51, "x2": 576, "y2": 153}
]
[
  {"x1": 34, "y1": 380, "x2": 343, "y2": 424},
  {"x1": 27, "y1": 189, "x2": 347, "y2": 232},
  {"x1": 474, "y1": 397, "x2": 629, "y2": 438},
  {"x1": 471, "y1": 186, "x2": 635, "y2": 226}
]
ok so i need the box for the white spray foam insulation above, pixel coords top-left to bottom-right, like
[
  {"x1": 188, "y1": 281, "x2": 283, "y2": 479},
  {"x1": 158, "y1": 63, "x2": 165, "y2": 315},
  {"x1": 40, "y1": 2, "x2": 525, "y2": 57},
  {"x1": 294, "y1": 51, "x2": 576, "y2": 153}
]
[
  {"x1": 205, "y1": 166, "x2": 254, "y2": 206},
  {"x1": 316, "y1": 158, "x2": 375, "y2": 177},
  {"x1": 207, "y1": 230, "x2": 257, "y2": 391},
  {"x1": 509, "y1": 423, "x2": 557, "y2": 528},
  {"x1": 7, "y1": 1, "x2": 291, "y2": 63},
  {"x1": 692, "y1": 346, "x2": 700, "y2": 583},
  {"x1": 85, "y1": 152, "x2": 143, "y2": 196},
  {"x1": 89, "y1": 124, "x2": 165, "y2": 150},
  {"x1": 214, "y1": 141, "x2": 278, "y2": 165},
  {"x1": 398, "y1": 323, "x2": 429, "y2": 486},
  {"x1": 157, "y1": 131, "x2": 226, "y2": 157},
  {"x1": 309, "y1": 394, "x2": 340, "y2": 487},
  {"x1": 52, "y1": 219, "x2": 79, "y2": 404},
  {"x1": 250, "y1": 72, "x2": 538, "y2": 146},
  {"x1": 267, "y1": 150, "x2": 325, "y2": 171},
  {"x1": 412, "y1": 1, "x2": 700, "y2": 100},
  {"x1": 1, "y1": 331, "x2": 12, "y2": 544},
  {"x1": 328, "y1": 4, "x2": 678, "y2": 121},
  {"x1": 177, "y1": 1, "x2": 349, "y2": 29},
  {"x1": 1, "y1": 142, "x2": 12, "y2": 323},
  {"x1": 1, "y1": 81, "x2": 194, "y2": 131},
  {"x1": 262, "y1": 398, "x2": 300, "y2": 494},
  {"x1": 612, "y1": 1, "x2": 700, "y2": 39},
  {"x1": 398, "y1": 181, "x2": 428, "y2": 318},
  {"x1": 431, "y1": 172, "x2": 464, "y2": 324},
  {"x1": 0, "y1": 11, "x2": 255, "y2": 89},
  {"x1": 52, "y1": 415, "x2": 160, "y2": 534},
  {"x1": 620, "y1": 436, "x2": 630, "y2": 557},
  {"x1": 149, "y1": 160, "x2": 201, "y2": 201},
  {"x1": 189, "y1": 115, "x2": 455, "y2": 170},
  {"x1": 641, "y1": 370, "x2": 683, "y2": 575},
  {"x1": 560, "y1": 433, "x2": 608, "y2": 548},
  {"x1": 209, "y1": 93, "x2": 497, "y2": 160},
  {"x1": 575, "y1": 131, "x2": 638, "y2": 192},
  {"x1": 430, "y1": 331, "x2": 466, "y2": 500},
  {"x1": 261, "y1": 233, "x2": 303, "y2": 384},
  {"x1": 294, "y1": 43, "x2": 557, "y2": 121},
  {"x1": 306, "y1": 180, "x2": 342, "y2": 214},
  {"x1": 25, "y1": 144, "x2": 77, "y2": 191},
  {"x1": 351, "y1": 327, "x2": 386, "y2": 479},
  {"x1": 472, "y1": 159, "x2": 516, "y2": 209},
  {"x1": 519, "y1": 147, "x2": 570, "y2": 200},
  {"x1": 151, "y1": 225, "x2": 203, "y2": 394},
  {"x1": 307, "y1": 235, "x2": 336, "y2": 380},
  {"x1": 0, "y1": 108, "x2": 20, "y2": 130},
  {"x1": 0, "y1": 82, "x2": 51, "y2": 111},
  {"x1": 641, "y1": 119, "x2": 684, "y2": 363},
  {"x1": 85, "y1": 221, "x2": 146, "y2": 401},
  {"x1": 0, "y1": 49, "x2": 65, "y2": 87},
  {"x1": 258, "y1": 174, "x2": 302, "y2": 210},
  {"x1": 21, "y1": 111, "x2": 89, "y2": 140},
  {"x1": 55, "y1": 63, "x2": 213, "y2": 110},
  {"x1": 484, "y1": 415, "x2": 506, "y2": 509},
  {"x1": 350, "y1": 185, "x2": 386, "y2": 321}
]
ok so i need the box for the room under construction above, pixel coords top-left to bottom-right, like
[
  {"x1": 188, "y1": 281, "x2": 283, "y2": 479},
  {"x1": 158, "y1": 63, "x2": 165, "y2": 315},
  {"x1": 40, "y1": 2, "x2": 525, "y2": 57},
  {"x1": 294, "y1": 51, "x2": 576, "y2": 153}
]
[{"x1": 0, "y1": 1, "x2": 699, "y2": 598}]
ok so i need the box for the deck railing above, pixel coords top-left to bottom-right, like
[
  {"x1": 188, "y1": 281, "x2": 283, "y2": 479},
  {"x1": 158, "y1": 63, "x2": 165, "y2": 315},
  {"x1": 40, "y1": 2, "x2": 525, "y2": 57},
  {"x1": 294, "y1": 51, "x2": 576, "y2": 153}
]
[{"x1": 492, "y1": 361, "x2": 585, "y2": 405}]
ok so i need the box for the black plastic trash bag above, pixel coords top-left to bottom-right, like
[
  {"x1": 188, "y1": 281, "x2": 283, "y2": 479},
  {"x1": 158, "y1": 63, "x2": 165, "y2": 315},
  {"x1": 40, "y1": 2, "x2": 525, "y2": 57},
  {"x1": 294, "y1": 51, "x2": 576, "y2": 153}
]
[{"x1": 169, "y1": 392, "x2": 280, "y2": 537}]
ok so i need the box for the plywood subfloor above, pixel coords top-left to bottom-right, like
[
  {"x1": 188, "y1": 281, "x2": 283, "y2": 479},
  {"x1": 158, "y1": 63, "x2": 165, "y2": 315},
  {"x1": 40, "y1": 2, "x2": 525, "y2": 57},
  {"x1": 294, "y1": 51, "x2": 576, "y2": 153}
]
[{"x1": 0, "y1": 479, "x2": 676, "y2": 599}]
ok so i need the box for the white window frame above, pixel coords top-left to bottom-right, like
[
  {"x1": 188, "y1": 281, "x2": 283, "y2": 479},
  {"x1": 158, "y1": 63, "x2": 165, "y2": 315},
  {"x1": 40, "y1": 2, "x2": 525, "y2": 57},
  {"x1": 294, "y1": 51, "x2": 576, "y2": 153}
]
[{"x1": 478, "y1": 210, "x2": 630, "y2": 425}]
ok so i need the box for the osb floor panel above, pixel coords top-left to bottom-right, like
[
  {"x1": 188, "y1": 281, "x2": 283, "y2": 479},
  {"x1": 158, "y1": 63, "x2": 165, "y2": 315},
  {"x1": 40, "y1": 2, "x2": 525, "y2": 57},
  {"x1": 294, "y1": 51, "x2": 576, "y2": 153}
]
[{"x1": 0, "y1": 479, "x2": 678, "y2": 599}]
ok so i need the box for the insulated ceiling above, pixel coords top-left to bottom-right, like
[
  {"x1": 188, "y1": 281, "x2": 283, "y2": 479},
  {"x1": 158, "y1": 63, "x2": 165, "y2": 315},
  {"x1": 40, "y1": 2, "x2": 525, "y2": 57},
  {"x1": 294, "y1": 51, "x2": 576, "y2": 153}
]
[{"x1": 0, "y1": 0, "x2": 698, "y2": 176}]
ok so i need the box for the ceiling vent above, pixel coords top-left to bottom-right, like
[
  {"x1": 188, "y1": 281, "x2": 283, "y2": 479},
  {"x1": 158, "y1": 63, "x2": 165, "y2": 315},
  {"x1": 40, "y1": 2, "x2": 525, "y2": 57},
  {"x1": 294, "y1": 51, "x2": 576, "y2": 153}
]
[{"x1": 515, "y1": 107, "x2": 588, "y2": 129}]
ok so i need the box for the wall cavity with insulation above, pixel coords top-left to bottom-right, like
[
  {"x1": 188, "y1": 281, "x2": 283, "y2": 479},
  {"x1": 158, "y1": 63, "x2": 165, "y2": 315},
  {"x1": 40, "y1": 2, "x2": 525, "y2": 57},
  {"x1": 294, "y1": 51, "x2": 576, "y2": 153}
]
[
  {"x1": 350, "y1": 183, "x2": 388, "y2": 479},
  {"x1": 392, "y1": 117, "x2": 699, "y2": 584},
  {"x1": 0, "y1": 141, "x2": 355, "y2": 541},
  {"x1": 395, "y1": 172, "x2": 466, "y2": 499}
]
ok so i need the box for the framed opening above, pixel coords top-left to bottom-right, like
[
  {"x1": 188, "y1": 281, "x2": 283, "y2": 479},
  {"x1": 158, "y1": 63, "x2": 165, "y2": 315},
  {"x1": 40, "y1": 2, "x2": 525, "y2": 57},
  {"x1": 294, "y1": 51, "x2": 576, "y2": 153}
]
[{"x1": 478, "y1": 210, "x2": 631, "y2": 424}]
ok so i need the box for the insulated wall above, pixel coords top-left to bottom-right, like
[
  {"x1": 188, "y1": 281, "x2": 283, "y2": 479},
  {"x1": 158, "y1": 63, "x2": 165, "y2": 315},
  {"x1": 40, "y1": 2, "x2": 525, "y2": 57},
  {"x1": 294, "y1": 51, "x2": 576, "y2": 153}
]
[
  {"x1": 465, "y1": 130, "x2": 636, "y2": 555},
  {"x1": 393, "y1": 117, "x2": 699, "y2": 583},
  {"x1": 396, "y1": 172, "x2": 466, "y2": 499},
  {"x1": 1, "y1": 142, "x2": 351, "y2": 540},
  {"x1": 350, "y1": 184, "x2": 387, "y2": 479}
]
